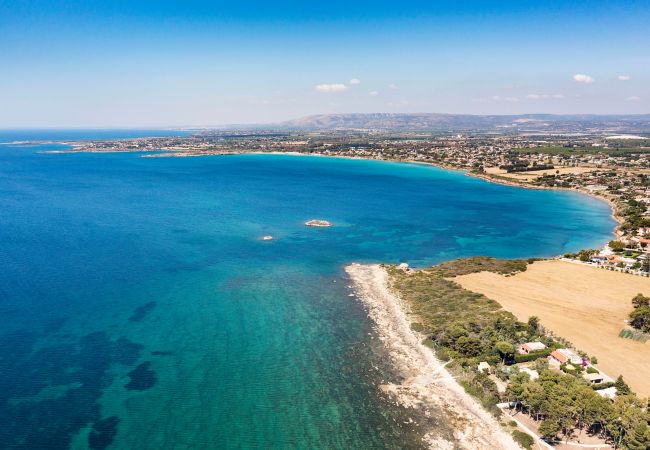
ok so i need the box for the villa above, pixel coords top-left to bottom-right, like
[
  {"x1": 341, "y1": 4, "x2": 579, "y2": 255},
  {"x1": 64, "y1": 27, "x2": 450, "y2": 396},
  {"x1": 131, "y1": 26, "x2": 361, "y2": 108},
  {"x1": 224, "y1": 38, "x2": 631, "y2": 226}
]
[
  {"x1": 517, "y1": 342, "x2": 546, "y2": 354},
  {"x1": 549, "y1": 348, "x2": 583, "y2": 365}
]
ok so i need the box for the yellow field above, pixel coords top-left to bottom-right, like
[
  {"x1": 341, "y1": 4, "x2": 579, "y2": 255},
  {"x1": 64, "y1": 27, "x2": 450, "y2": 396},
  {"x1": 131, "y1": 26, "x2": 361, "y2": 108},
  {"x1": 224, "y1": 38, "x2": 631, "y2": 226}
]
[
  {"x1": 484, "y1": 166, "x2": 597, "y2": 182},
  {"x1": 454, "y1": 260, "x2": 650, "y2": 397}
]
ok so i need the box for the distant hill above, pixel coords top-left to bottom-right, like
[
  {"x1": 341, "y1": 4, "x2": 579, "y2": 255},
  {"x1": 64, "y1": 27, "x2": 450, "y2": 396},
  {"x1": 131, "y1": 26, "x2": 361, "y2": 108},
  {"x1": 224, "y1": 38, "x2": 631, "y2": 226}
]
[{"x1": 273, "y1": 113, "x2": 650, "y2": 133}]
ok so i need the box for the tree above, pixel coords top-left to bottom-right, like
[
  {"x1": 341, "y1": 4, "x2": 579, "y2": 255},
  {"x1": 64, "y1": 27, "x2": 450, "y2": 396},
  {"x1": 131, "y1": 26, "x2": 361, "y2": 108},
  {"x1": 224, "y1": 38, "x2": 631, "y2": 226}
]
[
  {"x1": 615, "y1": 375, "x2": 632, "y2": 396},
  {"x1": 626, "y1": 422, "x2": 650, "y2": 450},
  {"x1": 629, "y1": 306, "x2": 650, "y2": 333},
  {"x1": 609, "y1": 240, "x2": 626, "y2": 252},
  {"x1": 455, "y1": 335, "x2": 482, "y2": 356},
  {"x1": 495, "y1": 341, "x2": 515, "y2": 363},
  {"x1": 632, "y1": 293, "x2": 650, "y2": 308},
  {"x1": 539, "y1": 419, "x2": 561, "y2": 440},
  {"x1": 527, "y1": 316, "x2": 540, "y2": 335}
]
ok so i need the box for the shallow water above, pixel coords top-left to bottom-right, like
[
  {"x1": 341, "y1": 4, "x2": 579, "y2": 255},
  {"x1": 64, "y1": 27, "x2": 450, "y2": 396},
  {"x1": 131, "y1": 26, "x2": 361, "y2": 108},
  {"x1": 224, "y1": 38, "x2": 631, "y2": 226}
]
[{"x1": 0, "y1": 142, "x2": 615, "y2": 449}]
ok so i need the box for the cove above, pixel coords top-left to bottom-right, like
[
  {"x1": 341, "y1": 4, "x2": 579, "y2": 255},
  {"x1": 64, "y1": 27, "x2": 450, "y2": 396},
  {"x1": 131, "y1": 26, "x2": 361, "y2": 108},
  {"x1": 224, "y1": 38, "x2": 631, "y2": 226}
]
[{"x1": 0, "y1": 148, "x2": 615, "y2": 449}]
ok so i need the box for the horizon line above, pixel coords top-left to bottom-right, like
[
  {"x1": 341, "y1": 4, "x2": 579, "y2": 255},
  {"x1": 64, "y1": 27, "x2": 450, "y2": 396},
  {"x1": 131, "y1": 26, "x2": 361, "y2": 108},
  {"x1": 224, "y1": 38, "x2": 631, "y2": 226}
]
[{"x1": 2, "y1": 111, "x2": 650, "y2": 131}]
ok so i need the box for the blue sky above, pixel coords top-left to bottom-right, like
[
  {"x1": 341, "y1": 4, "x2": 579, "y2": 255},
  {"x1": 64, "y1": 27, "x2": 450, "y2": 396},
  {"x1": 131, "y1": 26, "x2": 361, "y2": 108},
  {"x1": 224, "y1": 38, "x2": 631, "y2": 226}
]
[{"x1": 1, "y1": 0, "x2": 648, "y2": 127}]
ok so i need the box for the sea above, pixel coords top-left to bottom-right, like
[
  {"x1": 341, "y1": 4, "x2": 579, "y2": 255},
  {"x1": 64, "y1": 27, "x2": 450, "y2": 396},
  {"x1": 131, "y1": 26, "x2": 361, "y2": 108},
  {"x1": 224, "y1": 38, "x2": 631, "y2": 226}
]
[{"x1": 0, "y1": 130, "x2": 615, "y2": 449}]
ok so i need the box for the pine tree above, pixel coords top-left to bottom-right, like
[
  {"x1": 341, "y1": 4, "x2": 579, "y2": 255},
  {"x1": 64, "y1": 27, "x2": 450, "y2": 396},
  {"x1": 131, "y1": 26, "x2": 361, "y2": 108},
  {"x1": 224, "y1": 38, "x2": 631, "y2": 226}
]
[
  {"x1": 625, "y1": 422, "x2": 650, "y2": 450},
  {"x1": 615, "y1": 375, "x2": 632, "y2": 396}
]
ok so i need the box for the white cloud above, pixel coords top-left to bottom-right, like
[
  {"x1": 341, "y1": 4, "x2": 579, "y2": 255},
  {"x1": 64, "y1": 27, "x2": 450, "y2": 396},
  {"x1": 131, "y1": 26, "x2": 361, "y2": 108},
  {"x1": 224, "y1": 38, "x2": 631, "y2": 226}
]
[
  {"x1": 388, "y1": 83, "x2": 399, "y2": 90},
  {"x1": 573, "y1": 74, "x2": 595, "y2": 84},
  {"x1": 526, "y1": 93, "x2": 565, "y2": 100},
  {"x1": 349, "y1": 78, "x2": 361, "y2": 85},
  {"x1": 314, "y1": 83, "x2": 348, "y2": 93},
  {"x1": 491, "y1": 95, "x2": 520, "y2": 102},
  {"x1": 618, "y1": 75, "x2": 631, "y2": 81},
  {"x1": 627, "y1": 96, "x2": 641, "y2": 102},
  {"x1": 368, "y1": 90, "x2": 379, "y2": 96}
]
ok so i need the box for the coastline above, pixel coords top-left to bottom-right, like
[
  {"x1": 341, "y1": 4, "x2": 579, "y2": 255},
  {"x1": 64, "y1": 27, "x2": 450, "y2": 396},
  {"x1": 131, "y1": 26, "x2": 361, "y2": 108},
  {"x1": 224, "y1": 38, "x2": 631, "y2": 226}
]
[{"x1": 345, "y1": 263, "x2": 520, "y2": 450}]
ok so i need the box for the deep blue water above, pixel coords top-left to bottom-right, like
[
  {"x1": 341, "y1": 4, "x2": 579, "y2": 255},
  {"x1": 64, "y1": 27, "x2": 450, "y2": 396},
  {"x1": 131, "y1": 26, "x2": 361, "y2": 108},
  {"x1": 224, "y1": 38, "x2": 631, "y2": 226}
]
[{"x1": 0, "y1": 141, "x2": 615, "y2": 449}]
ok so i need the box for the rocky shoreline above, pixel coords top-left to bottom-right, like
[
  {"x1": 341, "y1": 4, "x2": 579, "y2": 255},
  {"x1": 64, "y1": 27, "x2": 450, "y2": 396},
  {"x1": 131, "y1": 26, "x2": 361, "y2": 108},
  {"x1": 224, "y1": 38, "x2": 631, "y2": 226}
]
[{"x1": 345, "y1": 263, "x2": 520, "y2": 450}]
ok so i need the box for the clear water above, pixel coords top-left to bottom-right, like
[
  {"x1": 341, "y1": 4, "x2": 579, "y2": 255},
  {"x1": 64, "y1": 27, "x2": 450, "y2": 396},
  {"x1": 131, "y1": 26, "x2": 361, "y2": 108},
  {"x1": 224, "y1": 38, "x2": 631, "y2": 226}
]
[{"x1": 0, "y1": 141, "x2": 615, "y2": 449}]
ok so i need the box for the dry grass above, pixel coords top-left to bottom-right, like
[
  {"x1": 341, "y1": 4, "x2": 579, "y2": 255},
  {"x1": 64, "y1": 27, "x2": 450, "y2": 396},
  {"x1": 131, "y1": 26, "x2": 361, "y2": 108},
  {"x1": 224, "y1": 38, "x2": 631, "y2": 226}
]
[{"x1": 453, "y1": 260, "x2": 650, "y2": 397}]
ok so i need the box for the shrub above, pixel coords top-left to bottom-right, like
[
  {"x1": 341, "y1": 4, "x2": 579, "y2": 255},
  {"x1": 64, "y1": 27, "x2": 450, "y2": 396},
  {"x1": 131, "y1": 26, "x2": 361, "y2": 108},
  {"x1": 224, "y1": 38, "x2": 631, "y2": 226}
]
[
  {"x1": 514, "y1": 348, "x2": 552, "y2": 363},
  {"x1": 586, "y1": 367, "x2": 599, "y2": 374},
  {"x1": 512, "y1": 430, "x2": 534, "y2": 450},
  {"x1": 410, "y1": 322, "x2": 424, "y2": 333}
]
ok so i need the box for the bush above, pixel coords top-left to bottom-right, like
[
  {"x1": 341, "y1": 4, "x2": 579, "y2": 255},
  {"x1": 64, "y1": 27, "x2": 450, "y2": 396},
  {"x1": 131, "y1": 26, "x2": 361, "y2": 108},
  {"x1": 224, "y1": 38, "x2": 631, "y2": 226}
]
[
  {"x1": 410, "y1": 322, "x2": 424, "y2": 333},
  {"x1": 514, "y1": 348, "x2": 552, "y2": 363},
  {"x1": 512, "y1": 430, "x2": 534, "y2": 449},
  {"x1": 592, "y1": 381, "x2": 615, "y2": 390},
  {"x1": 586, "y1": 366, "x2": 599, "y2": 374}
]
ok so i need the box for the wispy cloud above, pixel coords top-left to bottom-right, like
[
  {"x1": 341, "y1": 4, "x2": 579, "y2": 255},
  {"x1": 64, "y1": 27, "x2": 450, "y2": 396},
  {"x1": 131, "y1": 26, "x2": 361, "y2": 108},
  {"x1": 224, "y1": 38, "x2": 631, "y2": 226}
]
[
  {"x1": 314, "y1": 83, "x2": 348, "y2": 93},
  {"x1": 388, "y1": 83, "x2": 399, "y2": 90},
  {"x1": 491, "y1": 95, "x2": 520, "y2": 102},
  {"x1": 368, "y1": 90, "x2": 379, "y2": 96},
  {"x1": 573, "y1": 73, "x2": 595, "y2": 84},
  {"x1": 349, "y1": 78, "x2": 361, "y2": 85},
  {"x1": 618, "y1": 75, "x2": 631, "y2": 81},
  {"x1": 526, "y1": 93, "x2": 565, "y2": 100},
  {"x1": 627, "y1": 95, "x2": 641, "y2": 102}
]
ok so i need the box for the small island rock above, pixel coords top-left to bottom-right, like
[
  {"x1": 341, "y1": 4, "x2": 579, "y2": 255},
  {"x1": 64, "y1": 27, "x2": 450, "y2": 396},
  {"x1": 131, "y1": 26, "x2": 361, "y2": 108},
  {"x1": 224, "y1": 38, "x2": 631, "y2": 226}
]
[{"x1": 305, "y1": 219, "x2": 332, "y2": 227}]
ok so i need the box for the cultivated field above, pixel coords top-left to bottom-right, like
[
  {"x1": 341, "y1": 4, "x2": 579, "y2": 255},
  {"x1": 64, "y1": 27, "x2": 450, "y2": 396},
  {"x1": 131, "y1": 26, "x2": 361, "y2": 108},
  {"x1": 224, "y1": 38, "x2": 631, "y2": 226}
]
[{"x1": 453, "y1": 260, "x2": 650, "y2": 397}]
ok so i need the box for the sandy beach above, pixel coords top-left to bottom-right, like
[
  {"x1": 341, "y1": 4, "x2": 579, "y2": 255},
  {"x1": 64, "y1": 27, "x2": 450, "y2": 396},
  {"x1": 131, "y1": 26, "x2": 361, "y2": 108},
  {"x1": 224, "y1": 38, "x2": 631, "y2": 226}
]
[
  {"x1": 345, "y1": 263, "x2": 519, "y2": 450},
  {"x1": 454, "y1": 260, "x2": 650, "y2": 397}
]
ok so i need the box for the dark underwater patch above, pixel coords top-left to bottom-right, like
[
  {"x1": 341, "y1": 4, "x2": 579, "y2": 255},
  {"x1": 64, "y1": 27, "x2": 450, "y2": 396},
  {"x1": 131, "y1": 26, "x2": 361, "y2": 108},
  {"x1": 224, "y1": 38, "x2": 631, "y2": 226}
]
[
  {"x1": 43, "y1": 317, "x2": 68, "y2": 334},
  {"x1": 88, "y1": 416, "x2": 120, "y2": 450},
  {"x1": 0, "y1": 330, "x2": 143, "y2": 450},
  {"x1": 151, "y1": 350, "x2": 173, "y2": 356},
  {"x1": 128, "y1": 301, "x2": 156, "y2": 322},
  {"x1": 124, "y1": 361, "x2": 157, "y2": 391}
]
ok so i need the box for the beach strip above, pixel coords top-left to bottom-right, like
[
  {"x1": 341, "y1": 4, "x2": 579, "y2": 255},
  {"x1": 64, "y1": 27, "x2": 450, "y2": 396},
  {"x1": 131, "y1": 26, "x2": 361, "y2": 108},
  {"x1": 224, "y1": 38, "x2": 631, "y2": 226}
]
[{"x1": 345, "y1": 263, "x2": 520, "y2": 450}]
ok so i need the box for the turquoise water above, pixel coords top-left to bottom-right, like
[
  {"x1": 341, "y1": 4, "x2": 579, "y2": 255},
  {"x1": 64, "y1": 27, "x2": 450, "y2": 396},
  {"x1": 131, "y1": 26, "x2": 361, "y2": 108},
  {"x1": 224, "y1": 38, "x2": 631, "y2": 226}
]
[{"x1": 0, "y1": 143, "x2": 615, "y2": 449}]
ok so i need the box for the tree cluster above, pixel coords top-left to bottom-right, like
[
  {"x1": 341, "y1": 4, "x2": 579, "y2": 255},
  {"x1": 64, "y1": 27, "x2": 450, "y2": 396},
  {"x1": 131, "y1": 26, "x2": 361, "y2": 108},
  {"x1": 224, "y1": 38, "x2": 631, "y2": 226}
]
[
  {"x1": 629, "y1": 294, "x2": 650, "y2": 333},
  {"x1": 507, "y1": 370, "x2": 649, "y2": 448}
]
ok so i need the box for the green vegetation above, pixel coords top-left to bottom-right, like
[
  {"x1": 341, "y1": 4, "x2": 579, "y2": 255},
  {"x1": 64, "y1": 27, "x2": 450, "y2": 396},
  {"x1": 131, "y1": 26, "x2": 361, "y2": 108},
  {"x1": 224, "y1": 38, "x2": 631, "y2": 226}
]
[
  {"x1": 389, "y1": 257, "x2": 650, "y2": 448},
  {"x1": 628, "y1": 293, "x2": 650, "y2": 334},
  {"x1": 511, "y1": 430, "x2": 534, "y2": 449},
  {"x1": 563, "y1": 249, "x2": 597, "y2": 261},
  {"x1": 609, "y1": 240, "x2": 627, "y2": 252},
  {"x1": 619, "y1": 199, "x2": 650, "y2": 234}
]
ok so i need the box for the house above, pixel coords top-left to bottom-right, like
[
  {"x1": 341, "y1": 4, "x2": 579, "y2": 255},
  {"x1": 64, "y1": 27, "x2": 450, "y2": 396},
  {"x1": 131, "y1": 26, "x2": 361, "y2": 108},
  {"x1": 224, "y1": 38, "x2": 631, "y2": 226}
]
[
  {"x1": 518, "y1": 342, "x2": 546, "y2": 354},
  {"x1": 596, "y1": 387, "x2": 617, "y2": 400},
  {"x1": 478, "y1": 361, "x2": 491, "y2": 373},
  {"x1": 583, "y1": 372, "x2": 605, "y2": 384},
  {"x1": 550, "y1": 348, "x2": 583, "y2": 365}
]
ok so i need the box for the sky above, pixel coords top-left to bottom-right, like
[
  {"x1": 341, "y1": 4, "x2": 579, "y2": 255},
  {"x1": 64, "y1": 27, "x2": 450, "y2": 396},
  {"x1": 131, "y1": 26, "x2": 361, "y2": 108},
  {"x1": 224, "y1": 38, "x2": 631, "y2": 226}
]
[{"x1": 1, "y1": 0, "x2": 649, "y2": 127}]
